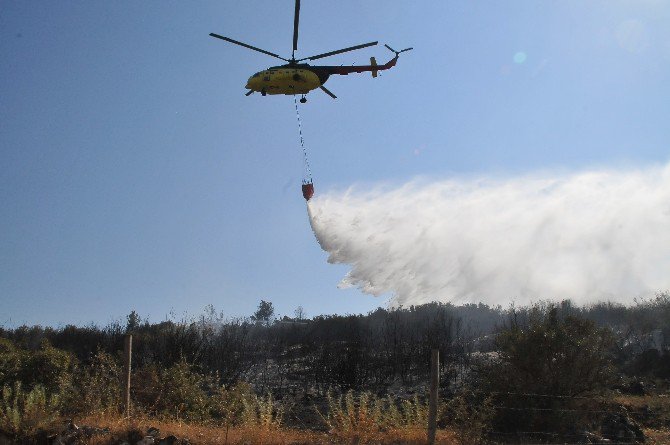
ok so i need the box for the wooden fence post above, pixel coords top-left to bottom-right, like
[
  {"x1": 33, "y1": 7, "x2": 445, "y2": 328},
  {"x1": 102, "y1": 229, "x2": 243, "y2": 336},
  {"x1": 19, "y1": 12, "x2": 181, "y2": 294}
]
[
  {"x1": 428, "y1": 348, "x2": 439, "y2": 444},
  {"x1": 123, "y1": 334, "x2": 132, "y2": 417}
]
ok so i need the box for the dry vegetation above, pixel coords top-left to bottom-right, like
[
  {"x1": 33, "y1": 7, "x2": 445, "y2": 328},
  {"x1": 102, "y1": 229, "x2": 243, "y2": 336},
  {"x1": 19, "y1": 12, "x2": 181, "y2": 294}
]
[
  {"x1": 1, "y1": 298, "x2": 669, "y2": 443},
  {"x1": 75, "y1": 414, "x2": 460, "y2": 445}
]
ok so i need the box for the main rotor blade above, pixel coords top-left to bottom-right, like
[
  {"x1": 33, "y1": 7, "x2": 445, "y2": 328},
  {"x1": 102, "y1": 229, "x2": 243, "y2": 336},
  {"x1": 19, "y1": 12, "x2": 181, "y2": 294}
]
[
  {"x1": 299, "y1": 41, "x2": 378, "y2": 62},
  {"x1": 319, "y1": 85, "x2": 337, "y2": 99},
  {"x1": 292, "y1": 0, "x2": 300, "y2": 56},
  {"x1": 209, "y1": 33, "x2": 289, "y2": 62}
]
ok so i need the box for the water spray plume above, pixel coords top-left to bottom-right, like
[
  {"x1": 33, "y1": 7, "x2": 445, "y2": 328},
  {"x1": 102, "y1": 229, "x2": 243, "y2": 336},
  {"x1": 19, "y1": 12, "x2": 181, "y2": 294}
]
[{"x1": 308, "y1": 163, "x2": 670, "y2": 307}]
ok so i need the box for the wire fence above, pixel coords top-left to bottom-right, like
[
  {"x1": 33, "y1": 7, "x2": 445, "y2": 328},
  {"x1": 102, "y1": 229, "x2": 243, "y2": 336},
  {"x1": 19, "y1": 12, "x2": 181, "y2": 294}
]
[
  {"x1": 118, "y1": 338, "x2": 650, "y2": 445},
  {"x1": 123, "y1": 387, "x2": 648, "y2": 445},
  {"x1": 121, "y1": 386, "x2": 645, "y2": 444}
]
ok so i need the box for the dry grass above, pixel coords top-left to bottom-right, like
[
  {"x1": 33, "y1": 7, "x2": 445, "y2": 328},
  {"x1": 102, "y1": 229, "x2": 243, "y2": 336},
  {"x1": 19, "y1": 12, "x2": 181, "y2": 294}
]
[
  {"x1": 613, "y1": 393, "x2": 670, "y2": 408},
  {"x1": 76, "y1": 414, "x2": 459, "y2": 444},
  {"x1": 644, "y1": 428, "x2": 670, "y2": 445},
  {"x1": 612, "y1": 393, "x2": 670, "y2": 429},
  {"x1": 609, "y1": 392, "x2": 670, "y2": 444},
  {"x1": 78, "y1": 414, "x2": 321, "y2": 444}
]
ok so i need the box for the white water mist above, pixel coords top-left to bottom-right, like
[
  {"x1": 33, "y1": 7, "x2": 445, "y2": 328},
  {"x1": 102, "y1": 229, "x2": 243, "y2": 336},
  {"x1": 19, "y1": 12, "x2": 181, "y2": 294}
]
[{"x1": 308, "y1": 164, "x2": 670, "y2": 307}]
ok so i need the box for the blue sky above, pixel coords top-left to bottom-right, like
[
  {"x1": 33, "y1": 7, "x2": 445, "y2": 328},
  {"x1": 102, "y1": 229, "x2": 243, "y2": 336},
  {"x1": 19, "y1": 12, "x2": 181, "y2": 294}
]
[{"x1": 1, "y1": 1, "x2": 669, "y2": 327}]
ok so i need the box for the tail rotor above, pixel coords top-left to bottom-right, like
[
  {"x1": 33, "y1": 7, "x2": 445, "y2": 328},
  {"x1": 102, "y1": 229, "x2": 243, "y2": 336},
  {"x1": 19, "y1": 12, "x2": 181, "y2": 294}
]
[{"x1": 384, "y1": 44, "x2": 413, "y2": 57}]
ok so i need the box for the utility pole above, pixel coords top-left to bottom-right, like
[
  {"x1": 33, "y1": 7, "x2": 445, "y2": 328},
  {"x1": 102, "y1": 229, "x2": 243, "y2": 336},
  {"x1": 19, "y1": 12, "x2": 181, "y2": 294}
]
[{"x1": 428, "y1": 348, "x2": 439, "y2": 444}]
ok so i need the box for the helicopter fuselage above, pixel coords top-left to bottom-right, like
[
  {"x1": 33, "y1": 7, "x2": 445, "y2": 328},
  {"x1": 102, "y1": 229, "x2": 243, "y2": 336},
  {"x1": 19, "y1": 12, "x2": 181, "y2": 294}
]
[
  {"x1": 244, "y1": 55, "x2": 400, "y2": 96},
  {"x1": 246, "y1": 64, "x2": 328, "y2": 95}
]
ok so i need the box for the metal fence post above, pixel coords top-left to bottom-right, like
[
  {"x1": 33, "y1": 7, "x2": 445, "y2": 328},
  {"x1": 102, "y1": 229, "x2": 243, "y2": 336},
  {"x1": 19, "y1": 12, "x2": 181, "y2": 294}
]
[
  {"x1": 428, "y1": 348, "x2": 439, "y2": 444},
  {"x1": 123, "y1": 333, "x2": 132, "y2": 417}
]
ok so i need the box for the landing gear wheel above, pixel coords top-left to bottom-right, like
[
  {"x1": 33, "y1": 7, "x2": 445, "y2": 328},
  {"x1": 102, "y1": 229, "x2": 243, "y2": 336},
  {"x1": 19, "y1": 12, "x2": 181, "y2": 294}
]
[
  {"x1": 261, "y1": 89, "x2": 267, "y2": 96},
  {"x1": 300, "y1": 96, "x2": 307, "y2": 104}
]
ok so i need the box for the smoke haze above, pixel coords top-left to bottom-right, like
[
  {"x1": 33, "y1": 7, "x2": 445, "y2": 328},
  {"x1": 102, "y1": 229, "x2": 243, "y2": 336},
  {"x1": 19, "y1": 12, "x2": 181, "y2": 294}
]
[{"x1": 308, "y1": 164, "x2": 670, "y2": 307}]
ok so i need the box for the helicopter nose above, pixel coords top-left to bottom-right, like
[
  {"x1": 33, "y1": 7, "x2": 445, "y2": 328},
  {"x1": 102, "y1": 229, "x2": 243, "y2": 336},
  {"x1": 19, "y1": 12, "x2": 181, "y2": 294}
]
[{"x1": 246, "y1": 73, "x2": 261, "y2": 90}]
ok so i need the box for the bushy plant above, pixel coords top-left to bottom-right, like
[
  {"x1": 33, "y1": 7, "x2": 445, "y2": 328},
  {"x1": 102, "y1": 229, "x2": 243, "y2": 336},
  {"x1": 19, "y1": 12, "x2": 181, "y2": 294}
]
[
  {"x1": 477, "y1": 305, "x2": 615, "y2": 436},
  {"x1": 0, "y1": 382, "x2": 60, "y2": 437},
  {"x1": 64, "y1": 349, "x2": 122, "y2": 415},
  {"x1": 241, "y1": 392, "x2": 283, "y2": 429},
  {"x1": 129, "y1": 359, "x2": 212, "y2": 420},
  {"x1": 0, "y1": 339, "x2": 20, "y2": 387},
  {"x1": 398, "y1": 394, "x2": 430, "y2": 428},
  {"x1": 208, "y1": 381, "x2": 254, "y2": 443},
  {"x1": 23, "y1": 340, "x2": 75, "y2": 393},
  {"x1": 209, "y1": 381, "x2": 253, "y2": 427},
  {"x1": 233, "y1": 391, "x2": 286, "y2": 445},
  {"x1": 443, "y1": 393, "x2": 493, "y2": 445},
  {"x1": 0, "y1": 338, "x2": 75, "y2": 394},
  {"x1": 323, "y1": 391, "x2": 381, "y2": 443},
  {"x1": 378, "y1": 394, "x2": 434, "y2": 431},
  {"x1": 322, "y1": 391, "x2": 434, "y2": 444}
]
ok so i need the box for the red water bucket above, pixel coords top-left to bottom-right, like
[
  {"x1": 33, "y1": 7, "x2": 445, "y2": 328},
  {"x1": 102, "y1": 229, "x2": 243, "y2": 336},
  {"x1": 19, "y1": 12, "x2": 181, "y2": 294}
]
[{"x1": 302, "y1": 182, "x2": 314, "y2": 201}]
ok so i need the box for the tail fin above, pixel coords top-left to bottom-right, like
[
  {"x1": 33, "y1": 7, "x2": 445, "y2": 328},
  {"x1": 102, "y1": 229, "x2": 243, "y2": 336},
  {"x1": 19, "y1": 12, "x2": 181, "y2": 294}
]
[{"x1": 370, "y1": 57, "x2": 378, "y2": 78}]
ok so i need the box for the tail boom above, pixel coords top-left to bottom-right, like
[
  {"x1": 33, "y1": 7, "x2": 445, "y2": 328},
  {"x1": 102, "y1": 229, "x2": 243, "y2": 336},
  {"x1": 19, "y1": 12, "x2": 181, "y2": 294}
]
[{"x1": 321, "y1": 55, "x2": 398, "y2": 77}]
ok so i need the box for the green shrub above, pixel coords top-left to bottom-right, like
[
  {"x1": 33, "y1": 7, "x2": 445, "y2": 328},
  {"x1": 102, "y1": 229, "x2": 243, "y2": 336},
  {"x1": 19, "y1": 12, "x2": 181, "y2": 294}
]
[
  {"x1": 62, "y1": 350, "x2": 121, "y2": 416},
  {"x1": 129, "y1": 363, "x2": 162, "y2": 415},
  {"x1": 0, "y1": 382, "x2": 60, "y2": 437},
  {"x1": 0, "y1": 338, "x2": 75, "y2": 394},
  {"x1": 241, "y1": 392, "x2": 283, "y2": 430},
  {"x1": 209, "y1": 381, "x2": 253, "y2": 427},
  {"x1": 443, "y1": 393, "x2": 493, "y2": 445},
  {"x1": 398, "y1": 394, "x2": 430, "y2": 428},
  {"x1": 22, "y1": 340, "x2": 75, "y2": 393},
  {"x1": 477, "y1": 305, "x2": 615, "y2": 436},
  {"x1": 132, "y1": 360, "x2": 211, "y2": 421},
  {"x1": 322, "y1": 391, "x2": 433, "y2": 444},
  {"x1": 162, "y1": 360, "x2": 211, "y2": 421},
  {"x1": 0, "y1": 339, "x2": 20, "y2": 387},
  {"x1": 322, "y1": 391, "x2": 380, "y2": 443}
]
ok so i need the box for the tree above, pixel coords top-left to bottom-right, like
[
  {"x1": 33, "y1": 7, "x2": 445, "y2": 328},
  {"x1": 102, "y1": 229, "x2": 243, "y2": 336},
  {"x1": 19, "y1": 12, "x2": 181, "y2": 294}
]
[
  {"x1": 126, "y1": 310, "x2": 141, "y2": 333},
  {"x1": 252, "y1": 300, "x2": 274, "y2": 324},
  {"x1": 294, "y1": 306, "x2": 306, "y2": 321},
  {"x1": 477, "y1": 305, "x2": 616, "y2": 436}
]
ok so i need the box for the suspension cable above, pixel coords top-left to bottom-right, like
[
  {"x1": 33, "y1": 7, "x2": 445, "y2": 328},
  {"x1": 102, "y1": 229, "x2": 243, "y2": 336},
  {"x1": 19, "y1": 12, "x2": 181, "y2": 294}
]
[{"x1": 294, "y1": 96, "x2": 312, "y2": 182}]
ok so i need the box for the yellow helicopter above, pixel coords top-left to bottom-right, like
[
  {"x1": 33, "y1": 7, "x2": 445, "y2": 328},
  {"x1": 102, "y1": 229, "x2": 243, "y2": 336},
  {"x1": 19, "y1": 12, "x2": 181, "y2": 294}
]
[{"x1": 209, "y1": 0, "x2": 411, "y2": 103}]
